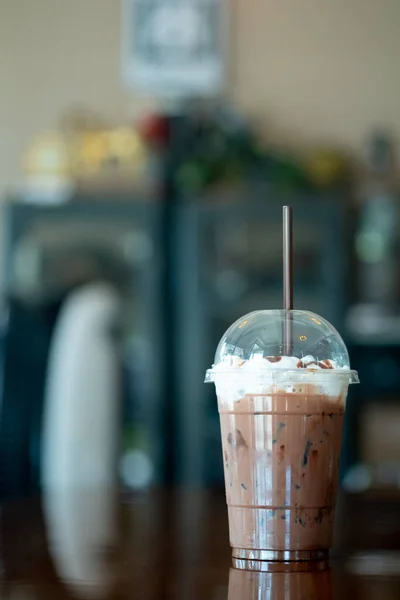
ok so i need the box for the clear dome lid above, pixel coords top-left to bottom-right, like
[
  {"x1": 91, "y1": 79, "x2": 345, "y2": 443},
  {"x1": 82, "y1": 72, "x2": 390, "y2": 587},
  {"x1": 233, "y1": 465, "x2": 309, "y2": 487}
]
[{"x1": 205, "y1": 310, "x2": 359, "y2": 383}]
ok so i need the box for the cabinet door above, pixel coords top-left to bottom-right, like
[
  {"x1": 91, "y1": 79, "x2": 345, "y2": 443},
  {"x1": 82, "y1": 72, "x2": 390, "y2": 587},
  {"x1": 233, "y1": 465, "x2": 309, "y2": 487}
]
[{"x1": 1, "y1": 202, "x2": 165, "y2": 494}]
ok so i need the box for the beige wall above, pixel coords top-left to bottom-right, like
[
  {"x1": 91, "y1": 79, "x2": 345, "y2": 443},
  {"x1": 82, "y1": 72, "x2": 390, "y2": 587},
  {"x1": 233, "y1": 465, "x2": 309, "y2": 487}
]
[
  {"x1": 233, "y1": 0, "x2": 400, "y2": 151},
  {"x1": 1, "y1": 0, "x2": 400, "y2": 196}
]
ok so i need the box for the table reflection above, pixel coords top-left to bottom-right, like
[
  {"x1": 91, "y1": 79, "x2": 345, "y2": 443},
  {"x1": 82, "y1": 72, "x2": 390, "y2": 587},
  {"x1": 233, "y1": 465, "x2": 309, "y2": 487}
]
[
  {"x1": 1, "y1": 490, "x2": 400, "y2": 599},
  {"x1": 228, "y1": 566, "x2": 333, "y2": 600},
  {"x1": 42, "y1": 489, "x2": 118, "y2": 599}
]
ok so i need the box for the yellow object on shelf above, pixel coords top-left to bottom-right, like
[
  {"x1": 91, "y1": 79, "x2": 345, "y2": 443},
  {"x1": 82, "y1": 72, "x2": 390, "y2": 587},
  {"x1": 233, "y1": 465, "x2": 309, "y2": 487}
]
[
  {"x1": 107, "y1": 128, "x2": 144, "y2": 161},
  {"x1": 21, "y1": 132, "x2": 75, "y2": 203},
  {"x1": 76, "y1": 131, "x2": 110, "y2": 175},
  {"x1": 75, "y1": 127, "x2": 148, "y2": 180},
  {"x1": 305, "y1": 150, "x2": 348, "y2": 188},
  {"x1": 21, "y1": 116, "x2": 154, "y2": 201},
  {"x1": 24, "y1": 132, "x2": 72, "y2": 178}
]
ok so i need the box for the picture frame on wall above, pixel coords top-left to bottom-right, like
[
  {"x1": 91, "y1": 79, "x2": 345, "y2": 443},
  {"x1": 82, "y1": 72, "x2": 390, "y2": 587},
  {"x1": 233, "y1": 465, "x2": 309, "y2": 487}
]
[{"x1": 121, "y1": 0, "x2": 229, "y2": 98}]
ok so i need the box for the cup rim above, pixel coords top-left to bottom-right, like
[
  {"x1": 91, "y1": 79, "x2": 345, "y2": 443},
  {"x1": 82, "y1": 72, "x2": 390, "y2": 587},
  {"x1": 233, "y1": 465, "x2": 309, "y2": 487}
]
[{"x1": 204, "y1": 368, "x2": 360, "y2": 384}]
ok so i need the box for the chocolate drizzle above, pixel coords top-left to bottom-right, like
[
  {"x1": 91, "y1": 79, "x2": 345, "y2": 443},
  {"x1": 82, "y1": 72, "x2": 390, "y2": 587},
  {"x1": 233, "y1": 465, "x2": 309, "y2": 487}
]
[
  {"x1": 265, "y1": 356, "x2": 282, "y2": 363},
  {"x1": 297, "y1": 358, "x2": 336, "y2": 369},
  {"x1": 317, "y1": 359, "x2": 334, "y2": 369}
]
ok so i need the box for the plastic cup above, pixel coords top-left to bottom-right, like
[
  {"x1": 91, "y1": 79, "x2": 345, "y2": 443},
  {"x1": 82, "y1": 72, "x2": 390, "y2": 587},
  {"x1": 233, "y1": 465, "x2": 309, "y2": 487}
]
[{"x1": 205, "y1": 310, "x2": 358, "y2": 569}]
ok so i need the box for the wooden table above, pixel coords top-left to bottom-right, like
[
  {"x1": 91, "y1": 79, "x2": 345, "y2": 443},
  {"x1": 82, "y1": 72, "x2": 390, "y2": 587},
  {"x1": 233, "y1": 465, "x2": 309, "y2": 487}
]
[{"x1": 1, "y1": 489, "x2": 400, "y2": 599}]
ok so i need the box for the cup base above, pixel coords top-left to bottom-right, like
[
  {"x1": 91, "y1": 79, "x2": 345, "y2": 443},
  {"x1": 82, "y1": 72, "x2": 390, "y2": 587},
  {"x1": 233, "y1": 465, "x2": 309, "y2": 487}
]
[{"x1": 232, "y1": 548, "x2": 330, "y2": 572}]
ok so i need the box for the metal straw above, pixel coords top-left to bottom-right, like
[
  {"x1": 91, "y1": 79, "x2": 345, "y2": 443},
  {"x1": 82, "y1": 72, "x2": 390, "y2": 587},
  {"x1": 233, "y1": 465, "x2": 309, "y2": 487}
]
[{"x1": 283, "y1": 206, "x2": 293, "y2": 355}]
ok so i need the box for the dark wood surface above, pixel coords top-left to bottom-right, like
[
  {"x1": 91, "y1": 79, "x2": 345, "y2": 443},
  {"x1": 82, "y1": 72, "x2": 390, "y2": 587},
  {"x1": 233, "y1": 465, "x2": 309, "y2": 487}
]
[{"x1": 1, "y1": 488, "x2": 400, "y2": 599}]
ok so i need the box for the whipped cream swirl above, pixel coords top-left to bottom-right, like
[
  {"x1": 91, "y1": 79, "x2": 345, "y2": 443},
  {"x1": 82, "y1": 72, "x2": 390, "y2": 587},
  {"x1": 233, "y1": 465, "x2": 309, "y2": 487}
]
[{"x1": 212, "y1": 354, "x2": 350, "y2": 372}]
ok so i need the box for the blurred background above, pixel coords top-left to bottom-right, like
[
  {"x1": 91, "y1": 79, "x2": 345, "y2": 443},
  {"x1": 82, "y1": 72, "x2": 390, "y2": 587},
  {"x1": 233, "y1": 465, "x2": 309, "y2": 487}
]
[{"x1": 1, "y1": 0, "x2": 400, "y2": 500}]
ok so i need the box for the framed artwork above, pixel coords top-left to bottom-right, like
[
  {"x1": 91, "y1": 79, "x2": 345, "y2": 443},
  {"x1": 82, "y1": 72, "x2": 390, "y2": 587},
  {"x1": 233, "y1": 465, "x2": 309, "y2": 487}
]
[{"x1": 122, "y1": 0, "x2": 228, "y2": 98}]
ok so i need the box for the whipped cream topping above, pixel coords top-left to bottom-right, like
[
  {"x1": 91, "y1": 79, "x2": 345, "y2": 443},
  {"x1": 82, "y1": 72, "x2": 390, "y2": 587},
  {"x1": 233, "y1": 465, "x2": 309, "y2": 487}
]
[
  {"x1": 212, "y1": 354, "x2": 350, "y2": 372},
  {"x1": 208, "y1": 355, "x2": 353, "y2": 402}
]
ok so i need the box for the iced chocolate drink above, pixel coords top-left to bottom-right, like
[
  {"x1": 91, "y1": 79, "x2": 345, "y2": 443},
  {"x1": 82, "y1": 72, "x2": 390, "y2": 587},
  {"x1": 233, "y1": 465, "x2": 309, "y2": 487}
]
[{"x1": 205, "y1": 310, "x2": 358, "y2": 568}]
